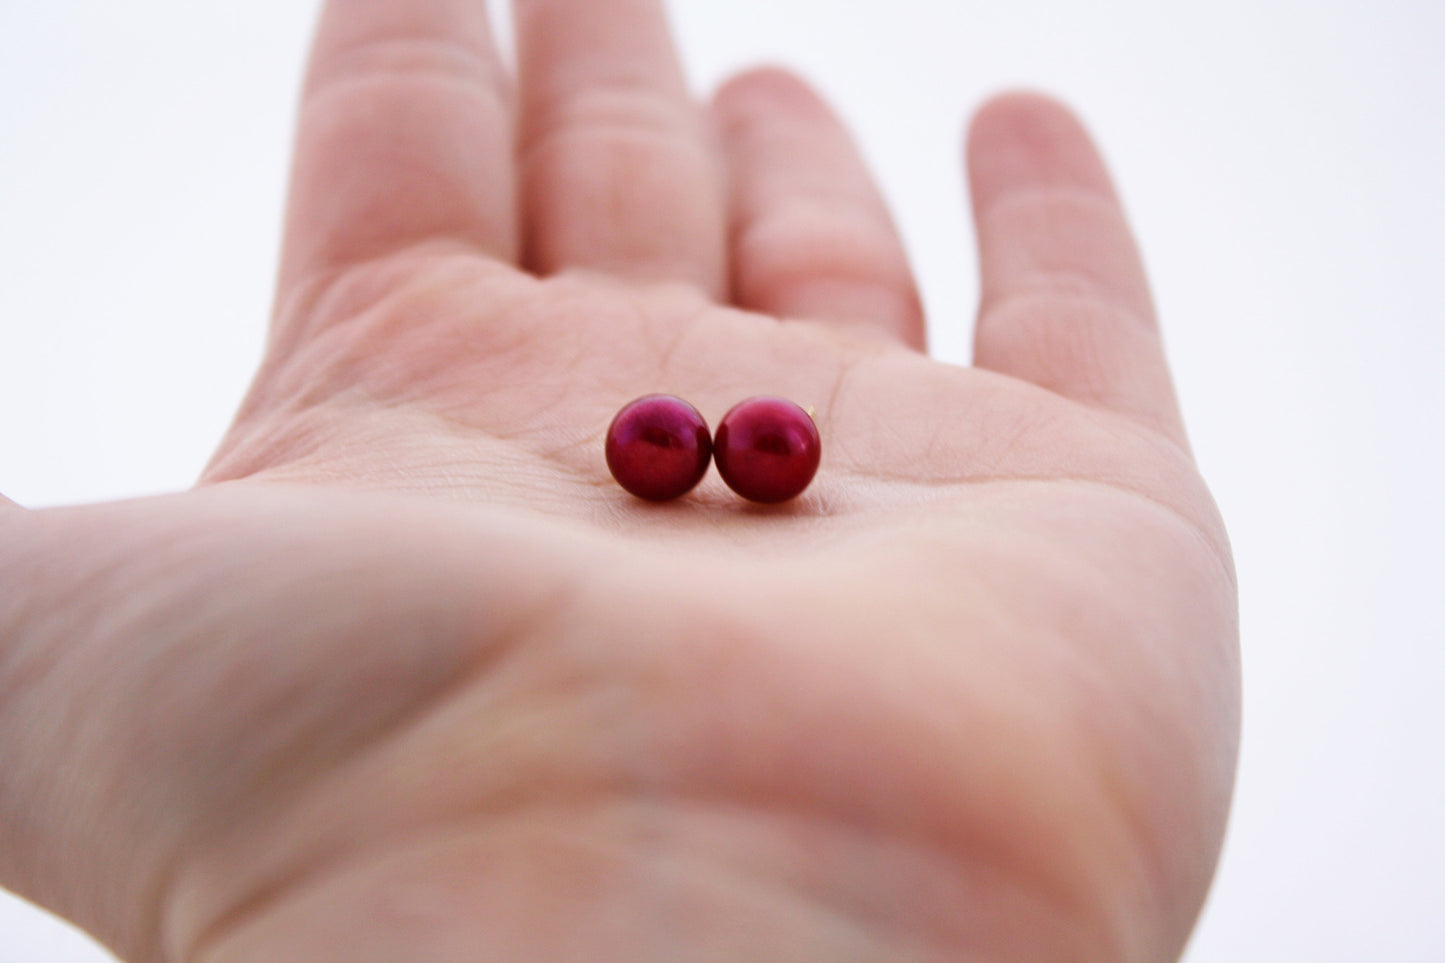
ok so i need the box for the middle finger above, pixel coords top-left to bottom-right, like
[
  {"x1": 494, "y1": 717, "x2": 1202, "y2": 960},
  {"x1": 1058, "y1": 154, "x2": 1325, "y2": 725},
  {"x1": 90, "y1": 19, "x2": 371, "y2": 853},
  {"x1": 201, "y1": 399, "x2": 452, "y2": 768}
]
[{"x1": 515, "y1": 0, "x2": 727, "y2": 297}]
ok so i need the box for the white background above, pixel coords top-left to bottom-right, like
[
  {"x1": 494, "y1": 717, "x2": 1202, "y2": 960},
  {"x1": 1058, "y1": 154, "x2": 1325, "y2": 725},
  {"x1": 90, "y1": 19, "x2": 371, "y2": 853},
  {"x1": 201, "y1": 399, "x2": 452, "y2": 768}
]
[{"x1": 2, "y1": 0, "x2": 1442, "y2": 959}]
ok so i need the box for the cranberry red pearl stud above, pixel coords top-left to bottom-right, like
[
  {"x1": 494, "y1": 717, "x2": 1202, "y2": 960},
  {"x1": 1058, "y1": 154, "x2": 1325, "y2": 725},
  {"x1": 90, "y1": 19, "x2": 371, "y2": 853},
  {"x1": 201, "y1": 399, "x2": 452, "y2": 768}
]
[
  {"x1": 713, "y1": 396, "x2": 821, "y2": 504},
  {"x1": 605, "y1": 394, "x2": 821, "y2": 504},
  {"x1": 604, "y1": 394, "x2": 712, "y2": 501}
]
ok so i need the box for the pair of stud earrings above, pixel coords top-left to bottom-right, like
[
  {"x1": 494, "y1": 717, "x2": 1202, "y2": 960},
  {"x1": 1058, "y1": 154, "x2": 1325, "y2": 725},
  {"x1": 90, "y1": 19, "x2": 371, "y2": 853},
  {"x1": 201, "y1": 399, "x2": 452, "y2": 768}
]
[{"x1": 605, "y1": 394, "x2": 821, "y2": 504}]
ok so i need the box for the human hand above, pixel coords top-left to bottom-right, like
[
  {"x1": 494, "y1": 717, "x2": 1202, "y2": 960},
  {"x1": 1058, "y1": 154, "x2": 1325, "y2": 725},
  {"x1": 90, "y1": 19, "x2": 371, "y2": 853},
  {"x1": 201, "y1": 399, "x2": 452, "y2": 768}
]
[{"x1": 0, "y1": 1, "x2": 1238, "y2": 961}]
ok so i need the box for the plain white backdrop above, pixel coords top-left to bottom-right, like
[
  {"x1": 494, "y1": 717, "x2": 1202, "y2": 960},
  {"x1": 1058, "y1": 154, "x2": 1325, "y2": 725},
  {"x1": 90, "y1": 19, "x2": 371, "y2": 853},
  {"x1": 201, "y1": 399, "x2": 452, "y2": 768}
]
[{"x1": 1, "y1": 0, "x2": 1442, "y2": 959}]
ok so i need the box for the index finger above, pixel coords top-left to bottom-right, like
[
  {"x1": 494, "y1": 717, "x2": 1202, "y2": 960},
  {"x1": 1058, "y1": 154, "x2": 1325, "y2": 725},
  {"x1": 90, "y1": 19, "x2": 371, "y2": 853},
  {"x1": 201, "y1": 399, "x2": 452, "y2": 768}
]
[{"x1": 279, "y1": 0, "x2": 517, "y2": 306}]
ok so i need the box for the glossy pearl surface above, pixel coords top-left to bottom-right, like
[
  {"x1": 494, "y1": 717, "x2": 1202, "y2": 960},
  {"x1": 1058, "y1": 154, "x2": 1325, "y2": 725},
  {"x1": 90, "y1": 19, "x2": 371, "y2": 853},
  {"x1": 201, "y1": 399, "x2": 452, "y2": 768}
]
[
  {"x1": 605, "y1": 395, "x2": 712, "y2": 501},
  {"x1": 714, "y1": 396, "x2": 821, "y2": 504}
]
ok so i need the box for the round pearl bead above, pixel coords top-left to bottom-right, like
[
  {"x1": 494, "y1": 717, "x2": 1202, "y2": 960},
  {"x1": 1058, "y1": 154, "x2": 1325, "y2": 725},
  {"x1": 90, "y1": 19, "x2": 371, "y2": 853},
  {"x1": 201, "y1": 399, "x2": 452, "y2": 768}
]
[
  {"x1": 605, "y1": 394, "x2": 713, "y2": 501},
  {"x1": 714, "y1": 396, "x2": 820, "y2": 504}
]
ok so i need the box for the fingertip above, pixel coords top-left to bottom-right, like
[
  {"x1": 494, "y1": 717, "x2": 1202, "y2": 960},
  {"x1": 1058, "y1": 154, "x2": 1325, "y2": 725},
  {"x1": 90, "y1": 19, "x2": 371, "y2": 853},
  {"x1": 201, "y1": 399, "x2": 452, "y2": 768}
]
[
  {"x1": 968, "y1": 89, "x2": 1082, "y2": 138},
  {"x1": 966, "y1": 90, "x2": 1117, "y2": 206},
  {"x1": 712, "y1": 65, "x2": 834, "y2": 127}
]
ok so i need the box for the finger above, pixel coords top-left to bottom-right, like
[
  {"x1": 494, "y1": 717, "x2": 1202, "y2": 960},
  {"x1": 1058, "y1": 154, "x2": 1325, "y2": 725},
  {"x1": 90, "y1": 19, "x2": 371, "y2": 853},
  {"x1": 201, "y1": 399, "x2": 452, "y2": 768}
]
[
  {"x1": 279, "y1": 0, "x2": 517, "y2": 302},
  {"x1": 713, "y1": 68, "x2": 926, "y2": 348},
  {"x1": 968, "y1": 92, "x2": 1186, "y2": 444},
  {"x1": 516, "y1": 0, "x2": 727, "y2": 296}
]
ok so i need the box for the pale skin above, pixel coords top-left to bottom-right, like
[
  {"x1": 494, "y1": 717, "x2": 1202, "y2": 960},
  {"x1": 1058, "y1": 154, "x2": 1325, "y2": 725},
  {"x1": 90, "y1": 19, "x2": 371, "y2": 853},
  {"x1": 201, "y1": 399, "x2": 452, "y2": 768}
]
[{"x1": 0, "y1": 0, "x2": 1239, "y2": 960}]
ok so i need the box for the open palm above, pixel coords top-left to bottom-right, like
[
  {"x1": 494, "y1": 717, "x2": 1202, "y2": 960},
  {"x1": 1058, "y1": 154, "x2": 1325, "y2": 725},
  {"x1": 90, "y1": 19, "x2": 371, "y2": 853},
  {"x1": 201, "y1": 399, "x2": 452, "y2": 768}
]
[{"x1": 0, "y1": 2, "x2": 1238, "y2": 962}]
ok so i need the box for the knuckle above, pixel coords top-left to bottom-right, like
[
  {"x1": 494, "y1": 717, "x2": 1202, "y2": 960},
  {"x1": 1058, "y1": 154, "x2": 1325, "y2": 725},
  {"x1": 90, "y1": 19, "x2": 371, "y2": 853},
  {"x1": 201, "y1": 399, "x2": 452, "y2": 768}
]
[{"x1": 306, "y1": 36, "x2": 510, "y2": 109}]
